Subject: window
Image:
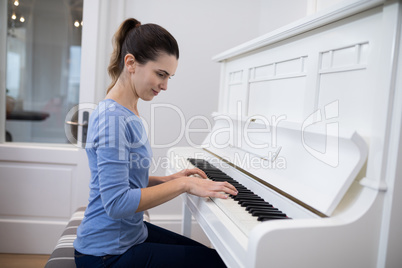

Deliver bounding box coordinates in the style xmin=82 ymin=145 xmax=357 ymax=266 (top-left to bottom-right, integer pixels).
xmin=5 ymin=0 xmax=83 ymax=143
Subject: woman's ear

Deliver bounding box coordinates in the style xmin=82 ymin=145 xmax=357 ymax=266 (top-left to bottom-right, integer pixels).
xmin=124 ymin=54 xmax=136 ymax=73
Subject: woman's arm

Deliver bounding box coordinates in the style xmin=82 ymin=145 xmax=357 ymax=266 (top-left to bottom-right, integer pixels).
xmin=148 ymin=168 xmax=208 ymax=187
xmin=137 ymin=175 xmax=238 ymax=212
xmin=148 ymin=176 xmax=168 ymax=187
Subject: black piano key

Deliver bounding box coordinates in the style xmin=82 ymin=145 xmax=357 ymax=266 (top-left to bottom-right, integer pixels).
xmin=234 ymin=194 xmax=263 ymax=200
xmin=211 ymin=179 xmax=238 ymax=186
xmin=208 ymin=176 xmax=230 ymax=181
xmin=205 ymin=170 xmax=227 ymax=175
xmin=234 ymin=192 xmax=259 ymax=197
xmin=201 ymin=166 xmax=220 ymax=172
xmin=251 ymin=211 xmax=287 ymax=217
xmin=233 ymin=194 xmax=258 ymax=198
xmin=208 ymin=176 xmax=228 ymax=180
xmin=189 ymin=158 xmax=207 ymax=163
xmin=230 ymin=193 xmax=253 ymax=201
xmin=188 ymin=158 xmax=208 ymax=166
xmin=205 ymin=171 xmax=228 ymax=176
xmin=205 ymin=171 xmax=227 ymax=175
xmin=231 ymin=184 xmax=248 ymax=189
xmin=203 ymin=169 xmax=222 ymax=173
xmin=229 ymin=181 xmax=244 ymax=186
xmin=236 ymin=190 xmax=253 ymax=195
xmin=258 ymin=215 xmax=289 ymax=221
xmin=245 ymin=203 xmax=274 ymax=211
xmin=211 ymin=176 xmax=235 ymax=181
xmin=190 ymin=159 xmax=215 ymax=166
xmin=232 ymin=191 xmax=254 ymax=196
xmin=238 ymin=199 xmax=268 ymax=205
xmin=234 ymin=189 xmax=250 ymax=194
xmin=248 ymin=207 xmax=280 ymax=213
xmin=240 ymin=201 xmax=271 ymax=208
xmin=236 ymin=188 xmax=253 ymax=192
xmin=233 ymin=190 xmax=254 ymax=196
xmin=187 ymin=158 xmax=196 ymax=164
xmin=188 ymin=159 xmax=222 ymax=174
xmin=237 ymin=191 xmax=261 ymax=198
xmin=197 ymin=165 xmax=217 ymax=170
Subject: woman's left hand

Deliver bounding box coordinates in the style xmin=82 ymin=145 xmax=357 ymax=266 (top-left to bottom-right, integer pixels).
xmin=169 ymin=168 xmax=208 ymax=181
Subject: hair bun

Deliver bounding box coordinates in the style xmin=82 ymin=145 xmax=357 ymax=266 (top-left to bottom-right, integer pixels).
xmin=130 ymin=18 xmax=141 ymax=29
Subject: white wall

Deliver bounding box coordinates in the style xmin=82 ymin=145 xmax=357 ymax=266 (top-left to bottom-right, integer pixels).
xmin=259 ymin=0 xmax=309 ymax=34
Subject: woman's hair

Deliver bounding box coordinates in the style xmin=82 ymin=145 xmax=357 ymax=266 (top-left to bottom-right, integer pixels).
xmin=107 ymin=18 xmax=179 ymax=93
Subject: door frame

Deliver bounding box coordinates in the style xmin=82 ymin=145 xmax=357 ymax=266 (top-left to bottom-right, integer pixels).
xmin=0 ymin=0 xmax=7 ymax=143
xmin=0 ymin=0 xmax=121 ymax=254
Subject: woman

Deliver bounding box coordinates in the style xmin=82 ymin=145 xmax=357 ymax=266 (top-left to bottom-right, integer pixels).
xmin=73 ymin=18 xmax=237 ymax=267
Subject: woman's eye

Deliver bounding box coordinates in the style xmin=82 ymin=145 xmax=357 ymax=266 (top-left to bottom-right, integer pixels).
xmin=158 ymin=73 xmax=165 ymax=78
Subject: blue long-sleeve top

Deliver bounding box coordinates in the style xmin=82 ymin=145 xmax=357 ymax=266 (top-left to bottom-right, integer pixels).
xmin=74 ymin=99 xmax=152 ymax=256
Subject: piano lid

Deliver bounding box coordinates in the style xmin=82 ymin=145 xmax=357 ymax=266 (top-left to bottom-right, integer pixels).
xmin=201 ymin=113 xmax=368 ymax=217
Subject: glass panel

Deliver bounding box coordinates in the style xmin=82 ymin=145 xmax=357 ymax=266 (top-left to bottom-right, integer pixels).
xmin=5 ymin=0 xmax=83 ymax=143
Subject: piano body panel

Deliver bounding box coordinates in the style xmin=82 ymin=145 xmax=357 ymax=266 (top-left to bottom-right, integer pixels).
xmin=182 ymin=194 xmax=248 ymax=268
xmin=248 ymin=186 xmax=384 ymax=268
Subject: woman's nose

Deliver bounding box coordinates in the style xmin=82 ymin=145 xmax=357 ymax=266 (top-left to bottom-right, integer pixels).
xmin=160 ymin=80 xmax=168 ymax=91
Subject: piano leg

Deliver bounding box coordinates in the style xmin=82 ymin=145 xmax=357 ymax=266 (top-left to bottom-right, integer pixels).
xmin=182 ymin=200 xmax=192 ymax=238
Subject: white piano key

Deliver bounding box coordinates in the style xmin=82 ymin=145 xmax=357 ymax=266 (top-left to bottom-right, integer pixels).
xmin=212 ymin=196 xmax=260 ymax=235
xmin=178 ymin=156 xmax=262 ymax=235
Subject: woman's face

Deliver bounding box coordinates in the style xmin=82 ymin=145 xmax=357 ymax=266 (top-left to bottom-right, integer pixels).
xmin=131 ymin=53 xmax=178 ymax=101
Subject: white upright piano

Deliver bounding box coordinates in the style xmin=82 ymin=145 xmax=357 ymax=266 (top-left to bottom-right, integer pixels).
xmin=167 ymin=0 xmax=402 ymax=267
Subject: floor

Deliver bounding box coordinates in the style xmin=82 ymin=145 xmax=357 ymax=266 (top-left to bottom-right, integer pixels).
xmin=0 ymin=254 xmax=49 ymax=268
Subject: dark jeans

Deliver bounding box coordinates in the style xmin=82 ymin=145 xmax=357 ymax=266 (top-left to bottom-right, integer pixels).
xmin=74 ymin=222 xmax=226 ymax=268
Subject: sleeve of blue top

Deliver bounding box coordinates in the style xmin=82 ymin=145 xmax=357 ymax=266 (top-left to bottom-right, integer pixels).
xmin=96 ymin=110 xmax=142 ymax=219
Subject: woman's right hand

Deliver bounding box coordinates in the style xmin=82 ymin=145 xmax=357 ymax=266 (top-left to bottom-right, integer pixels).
xmin=137 ymin=174 xmax=238 ymax=212
xmin=182 ymin=176 xmax=238 ymax=199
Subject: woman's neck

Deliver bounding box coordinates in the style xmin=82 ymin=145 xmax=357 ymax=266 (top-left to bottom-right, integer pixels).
xmin=106 ymin=75 xmax=140 ymax=116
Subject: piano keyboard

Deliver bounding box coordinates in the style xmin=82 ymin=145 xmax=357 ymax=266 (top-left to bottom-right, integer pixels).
xmin=187 ymin=158 xmax=290 ymax=235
